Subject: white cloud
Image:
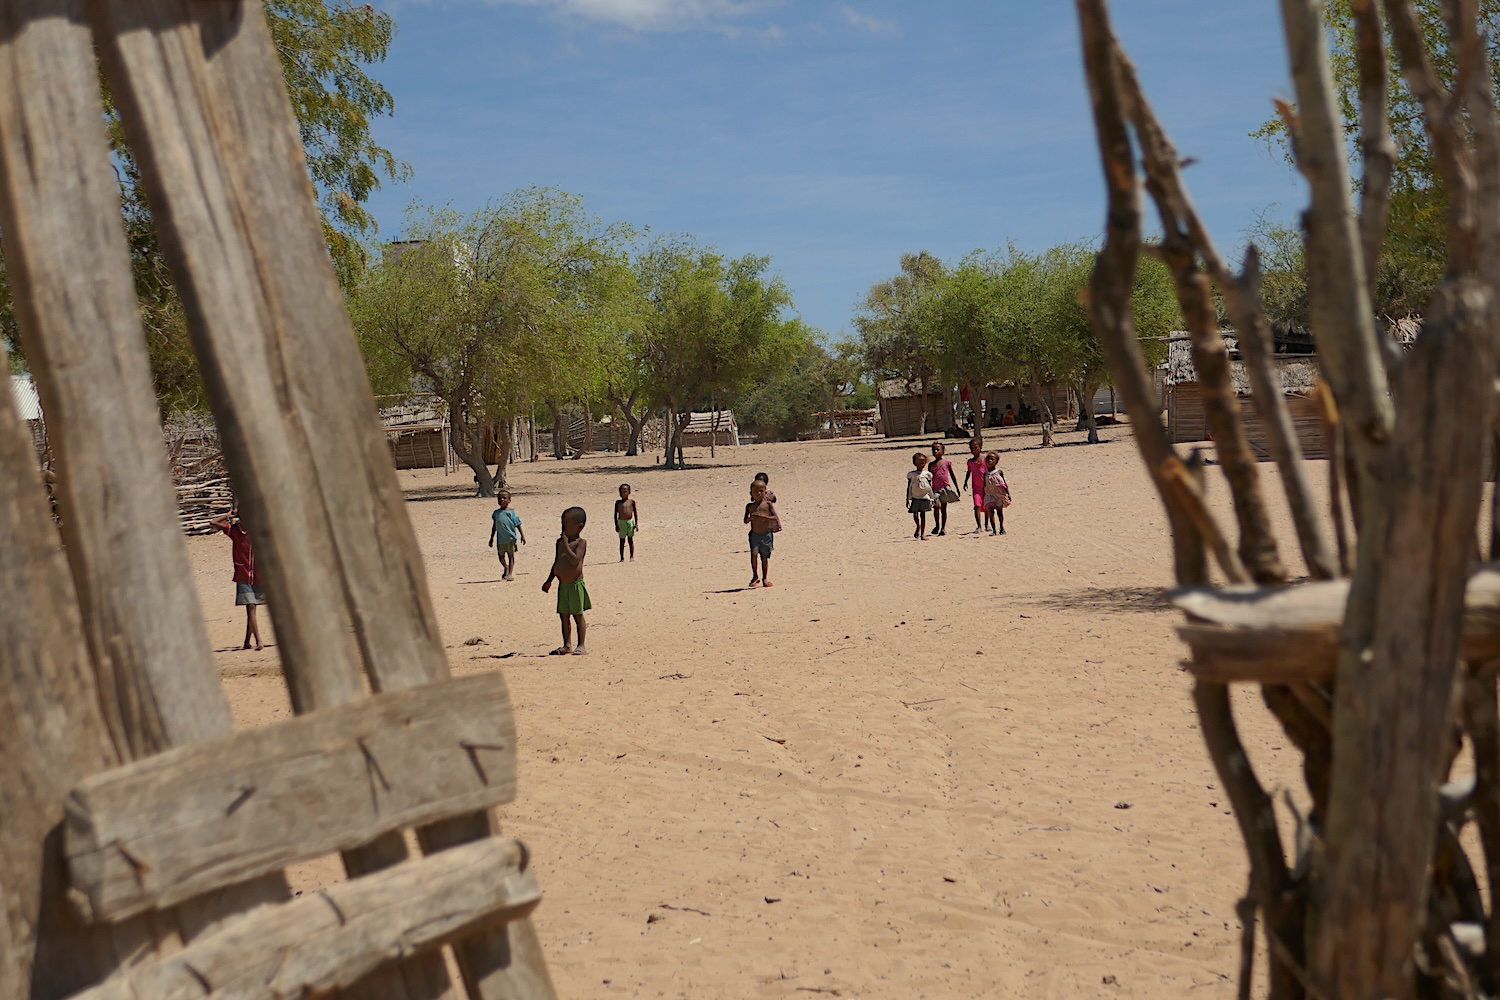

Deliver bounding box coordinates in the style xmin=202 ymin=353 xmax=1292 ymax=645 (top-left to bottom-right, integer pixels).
xmin=492 ymin=0 xmax=780 ymax=32
xmin=839 ymin=3 xmax=895 ymax=35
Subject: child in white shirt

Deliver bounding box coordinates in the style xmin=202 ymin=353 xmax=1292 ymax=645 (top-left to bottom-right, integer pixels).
xmin=906 ymin=451 xmax=934 ymax=540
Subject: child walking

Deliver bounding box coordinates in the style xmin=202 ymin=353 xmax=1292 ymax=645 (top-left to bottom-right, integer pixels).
xmin=928 ymin=441 xmax=959 ymax=536
xmin=745 ymin=479 xmax=780 ymax=588
xmin=614 ymin=483 xmax=638 ymax=561
xmin=983 ymin=451 xmax=1011 ymax=535
xmin=541 ymin=507 xmax=590 ymax=654
xmin=962 ymin=437 xmax=986 ymax=533
xmin=906 ymin=451 xmax=934 ymax=540
xmin=488 ymin=490 xmax=526 ymax=581
xmin=209 ymin=507 xmax=264 ymax=651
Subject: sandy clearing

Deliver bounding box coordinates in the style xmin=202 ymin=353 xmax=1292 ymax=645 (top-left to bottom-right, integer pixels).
xmin=192 ymin=422 xmax=1320 ymax=999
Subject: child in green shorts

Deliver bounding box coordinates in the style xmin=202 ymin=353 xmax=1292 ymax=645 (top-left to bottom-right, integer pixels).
xmin=542 ymin=506 xmax=590 ymax=655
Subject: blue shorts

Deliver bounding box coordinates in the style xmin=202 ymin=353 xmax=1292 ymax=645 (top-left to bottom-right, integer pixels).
xmin=235 ymin=582 xmax=266 ymax=606
xmin=748 ymin=530 xmax=774 ymax=558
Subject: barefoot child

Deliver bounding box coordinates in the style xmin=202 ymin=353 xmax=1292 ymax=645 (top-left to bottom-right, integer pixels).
xmin=983 ymin=451 xmax=1011 ymax=535
xmin=209 ymin=507 xmax=264 ymax=651
xmin=962 ymin=437 xmax=986 ymax=533
xmin=541 ymin=507 xmax=590 ymax=654
xmin=488 ymin=490 xmax=526 ymax=581
xmin=614 ymin=483 xmax=638 ymax=561
xmin=906 ymin=451 xmax=933 ymax=540
xmin=744 ymin=479 xmax=779 ymax=588
xmin=928 ymin=440 xmax=959 ymax=536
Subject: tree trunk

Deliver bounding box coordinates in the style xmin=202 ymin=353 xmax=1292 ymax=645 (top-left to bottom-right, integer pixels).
xmin=549 ymin=401 xmax=566 ymax=460
xmin=916 ymin=376 xmax=930 ymax=436
xmin=663 ymin=403 xmax=675 ymax=468
xmin=1029 ymin=369 xmax=1055 ymax=447
xmin=574 ymin=401 xmax=593 ymax=459
xmin=1077 ymin=378 xmax=1102 ymax=443
xmin=448 ymin=399 xmax=496 ymax=496
xmin=673 ymin=410 xmax=690 ymax=468
xmin=709 ymin=394 xmax=718 ymax=459
xmin=612 ymin=389 xmax=643 ymax=457
xmin=492 ymin=419 xmax=513 ymax=490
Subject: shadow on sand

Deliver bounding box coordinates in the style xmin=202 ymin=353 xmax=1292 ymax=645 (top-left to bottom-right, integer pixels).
xmin=1021 ymin=585 xmax=1173 ymax=615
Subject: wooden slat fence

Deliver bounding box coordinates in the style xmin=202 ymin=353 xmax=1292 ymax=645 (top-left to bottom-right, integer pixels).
xmin=0 ymin=2 xmax=557 ymax=998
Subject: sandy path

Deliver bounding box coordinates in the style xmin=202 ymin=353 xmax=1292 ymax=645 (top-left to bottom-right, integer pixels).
xmin=193 ymin=424 xmax=1319 ymax=999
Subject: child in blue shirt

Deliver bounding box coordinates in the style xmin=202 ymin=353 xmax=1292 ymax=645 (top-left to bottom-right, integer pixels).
xmin=488 ymin=490 xmax=526 ymax=581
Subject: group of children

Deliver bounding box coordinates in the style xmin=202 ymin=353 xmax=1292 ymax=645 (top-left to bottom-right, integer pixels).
xmin=905 ymin=437 xmax=1010 ymax=540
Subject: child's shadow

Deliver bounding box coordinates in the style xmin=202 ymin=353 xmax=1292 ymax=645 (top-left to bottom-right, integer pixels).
xmin=704 ymin=587 xmax=750 ymax=594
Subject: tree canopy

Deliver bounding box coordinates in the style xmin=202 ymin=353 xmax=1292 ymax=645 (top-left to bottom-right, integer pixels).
xmin=1253 ymin=0 xmax=1498 ymax=320
xmin=2 ymin=0 xmax=408 ymax=412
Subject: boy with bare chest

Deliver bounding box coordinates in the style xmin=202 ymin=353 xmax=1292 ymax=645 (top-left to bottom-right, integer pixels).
xmin=744 ymin=480 xmax=779 ymax=588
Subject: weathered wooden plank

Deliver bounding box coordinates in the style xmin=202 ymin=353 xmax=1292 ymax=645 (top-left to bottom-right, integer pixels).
xmin=0 ymin=367 xmax=121 ymax=1000
xmin=67 ymin=672 xmax=517 ymax=922
xmin=68 ymin=837 xmax=541 ymax=1000
xmin=92 ymin=0 xmax=442 ymax=720
xmin=1173 ymin=568 xmax=1500 ymax=675
xmin=0 ymin=0 xmax=293 ymax=990
xmin=0 ymin=0 xmax=230 ymax=761
xmin=91 ymin=4 xmax=556 ymax=995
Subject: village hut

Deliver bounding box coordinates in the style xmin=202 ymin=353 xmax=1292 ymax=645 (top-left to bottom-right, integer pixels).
xmin=876 ymin=380 xmax=956 ymax=438
xmin=804 ymin=408 xmax=879 ymax=439
xmin=9 ymin=369 xmax=43 ymax=454
xmin=1163 ymin=336 xmax=1326 ymax=459
xmin=679 ymin=409 xmax=740 ymax=448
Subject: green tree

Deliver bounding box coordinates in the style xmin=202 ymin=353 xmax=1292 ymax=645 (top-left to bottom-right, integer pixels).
xmin=853 ymin=251 xmax=946 ymax=435
xmin=3 ymin=0 xmax=408 ymax=411
xmin=1035 ymin=244 xmax=1176 ymax=444
xmin=732 ymin=327 xmax=858 ymax=442
xmin=1254 ymin=0 xmax=1497 ymax=319
xmin=636 ymin=238 xmax=792 ymax=468
xmin=352 ymin=190 xmax=632 ymax=494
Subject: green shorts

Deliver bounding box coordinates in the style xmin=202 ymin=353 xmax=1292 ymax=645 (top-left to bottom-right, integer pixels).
xmin=617 ymin=518 xmax=636 ymax=539
xmin=496 ymin=542 xmax=517 ymax=556
xmin=556 ymin=580 xmax=591 ymax=616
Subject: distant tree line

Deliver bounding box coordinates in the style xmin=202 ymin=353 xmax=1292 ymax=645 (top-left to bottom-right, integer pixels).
xmin=350 ymin=189 xmax=868 ymax=493
xmin=853 ymin=243 xmax=1180 ymax=445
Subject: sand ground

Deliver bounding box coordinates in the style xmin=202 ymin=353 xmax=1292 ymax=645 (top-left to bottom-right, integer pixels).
xmin=191 ymin=423 xmax=1324 ymax=999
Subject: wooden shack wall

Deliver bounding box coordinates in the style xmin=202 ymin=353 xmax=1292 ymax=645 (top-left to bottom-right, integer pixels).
xmin=1165 ymin=383 xmax=1326 ymax=460
xmin=387 ymin=428 xmax=446 ymax=470
xmin=879 ymin=388 xmax=956 ymax=437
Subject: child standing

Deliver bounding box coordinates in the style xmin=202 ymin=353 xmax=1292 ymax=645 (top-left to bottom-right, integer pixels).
xmin=928 ymin=441 xmax=959 ymax=536
xmin=983 ymin=451 xmax=1011 ymax=535
xmin=745 ymin=479 xmax=780 ymax=588
xmin=614 ymin=483 xmax=638 ymax=562
xmin=541 ymin=506 xmax=589 ymax=654
xmin=962 ymin=437 xmax=986 ymax=533
xmin=906 ymin=451 xmax=934 ymax=540
xmin=488 ymin=490 xmax=526 ymax=581
xmin=209 ymin=507 xmax=264 ymax=651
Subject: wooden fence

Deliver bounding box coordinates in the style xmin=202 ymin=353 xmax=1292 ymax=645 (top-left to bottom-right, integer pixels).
xmin=0 ymin=2 xmax=555 ymax=998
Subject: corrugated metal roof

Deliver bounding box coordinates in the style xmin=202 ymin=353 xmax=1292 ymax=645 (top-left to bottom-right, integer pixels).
xmin=9 ymin=372 xmax=41 ymax=421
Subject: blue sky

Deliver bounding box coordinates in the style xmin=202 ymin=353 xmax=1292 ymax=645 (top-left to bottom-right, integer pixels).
xmin=363 ymin=0 xmax=1304 ymax=338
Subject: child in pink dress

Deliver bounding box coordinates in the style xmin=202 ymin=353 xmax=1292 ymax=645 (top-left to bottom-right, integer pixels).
xmin=927 ymin=440 xmax=959 ymax=536
xmin=982 ymin=451 xmax=1010 ymax=536
xmin=962 ymin=437 xmax=987 ymax=533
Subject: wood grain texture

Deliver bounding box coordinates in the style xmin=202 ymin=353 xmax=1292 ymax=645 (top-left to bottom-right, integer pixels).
xmin=0 ymin=3 xmax=290 ymax=993
xmin=0 ymin=368 xmax=120 ymax=1000
xmin=91 ymin=0 xmax=443 ymax=718
xmin=67 ymin=673 xmax=517 ymax=922
xmin=0 ymin=0 xmax=229 ymax=762
xmin=91 ymin=2 xmax=553 ymax=993
xmin=68 ymin=838 xmax=541 ymax=1000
